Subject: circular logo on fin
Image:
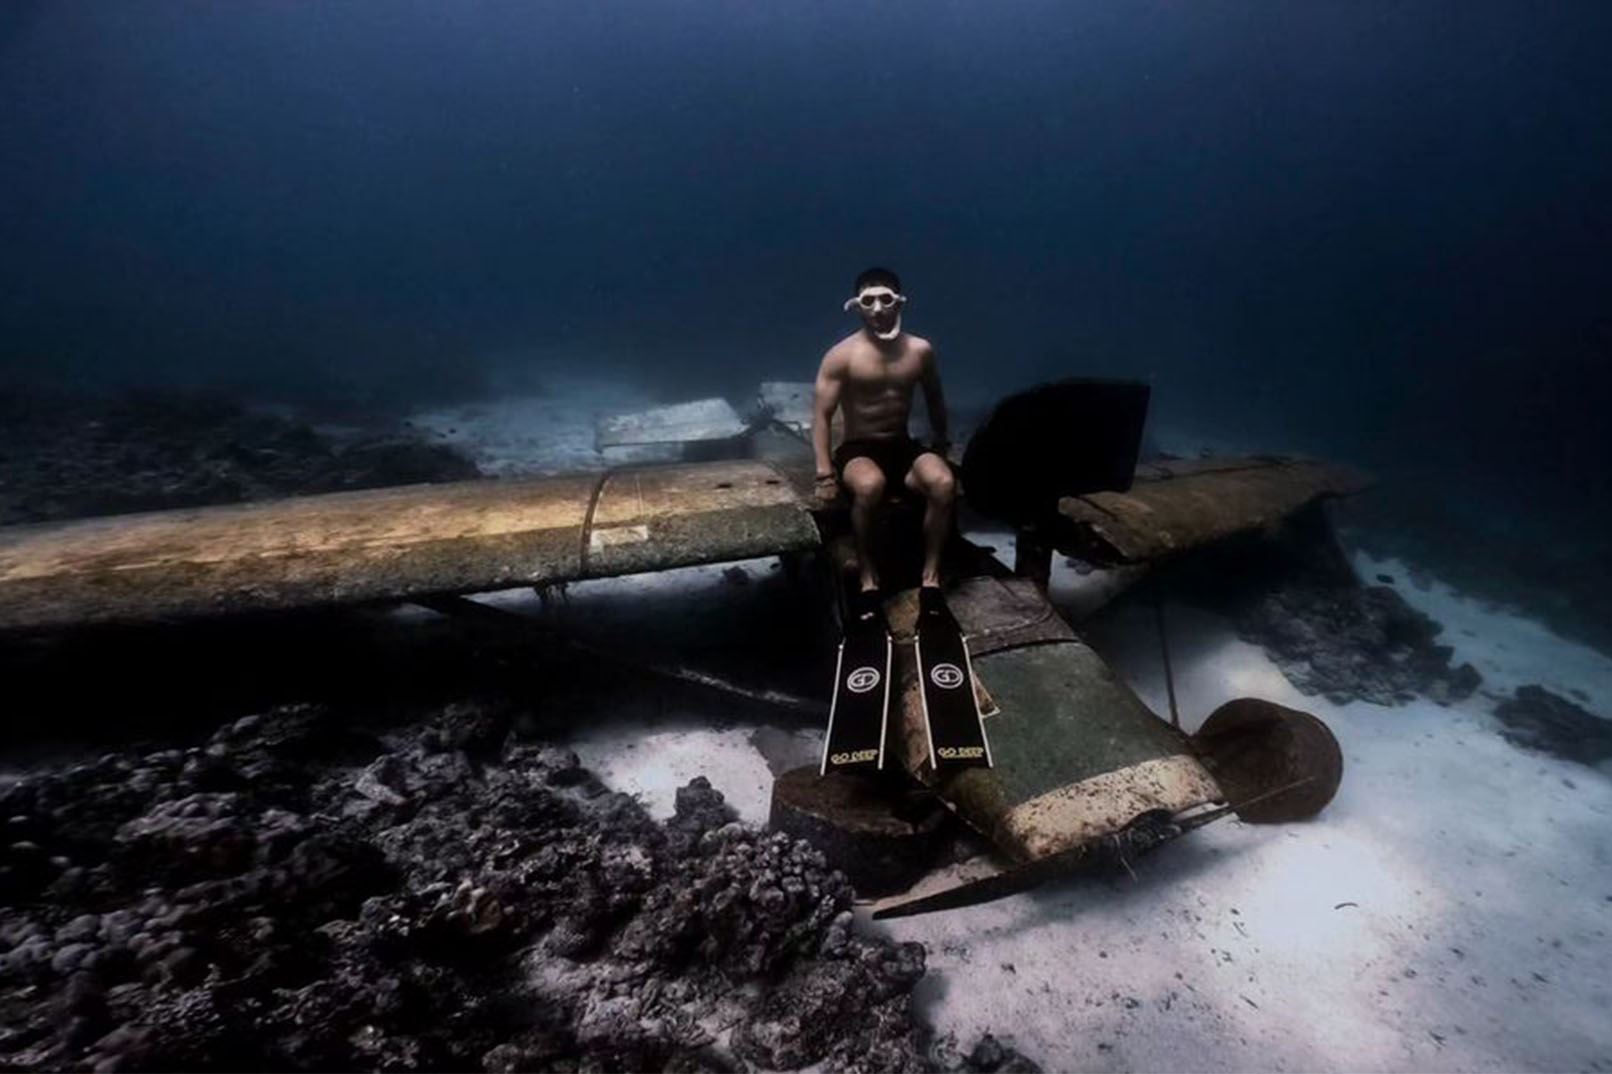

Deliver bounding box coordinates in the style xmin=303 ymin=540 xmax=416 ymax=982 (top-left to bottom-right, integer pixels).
xmin=847 ymin=667 xmax=881 ymax=694
xmin=930 ymin=662 xmax=965 ymax=689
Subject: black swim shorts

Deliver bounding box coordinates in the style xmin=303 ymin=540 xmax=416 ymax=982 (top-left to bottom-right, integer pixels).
xmin=832 ymin=436 xmax=927 ymax=489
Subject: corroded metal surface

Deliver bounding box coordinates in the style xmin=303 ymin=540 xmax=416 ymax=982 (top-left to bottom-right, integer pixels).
xmin=885 ymin=577 xmax=1222 ymax=862
xmin=582 ymin=462 xmax=817 ymax=577
xmin=0 ymin=460 xmax=819 ymax=632
xmin=882 ymin=575 xmax=1073 ymax=655
xmin=993 ymin=754 xmax=1220 ymax=860
xmin=1056 ymin=456 xmax=1371 ymax=566
xmin=1193 ymin=698 xmax=1344 ymax=823
xmin=768 ymin=765 xmax=953 ymax=896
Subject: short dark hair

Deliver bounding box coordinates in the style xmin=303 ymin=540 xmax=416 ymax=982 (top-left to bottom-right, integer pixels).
xmin=853 ymin=266 xmax=902 ymax=294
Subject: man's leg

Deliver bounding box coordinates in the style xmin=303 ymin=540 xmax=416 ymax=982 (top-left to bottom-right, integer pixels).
xmin=905 ymin=452 xmax=957 ymax=588
xmin=841 ymin=457 xmax=886 ymax=593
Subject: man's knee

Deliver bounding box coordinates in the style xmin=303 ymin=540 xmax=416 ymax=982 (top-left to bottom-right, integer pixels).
xmin=843 ymin=462 xmax=886 ymax=503
xmin=913 ymin=459 xmax=956 ymax=504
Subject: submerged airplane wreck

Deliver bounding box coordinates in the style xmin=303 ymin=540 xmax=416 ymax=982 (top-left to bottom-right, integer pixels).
xmin=0 ymin=379 xmax=1367 ymax=919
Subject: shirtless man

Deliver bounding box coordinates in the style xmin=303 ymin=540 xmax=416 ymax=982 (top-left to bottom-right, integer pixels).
xmin=812 ymin=267 xmax=955 ymax=626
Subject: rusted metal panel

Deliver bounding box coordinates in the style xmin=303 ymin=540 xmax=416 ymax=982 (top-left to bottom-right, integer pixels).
xmin=1056 ymin=456 xmax=1371 ymax=566
xmin=882 ymin=574 xmax=1073 ymax=657
xmin=0 ymin=460 xmax=819 ymax=633
xmin=894 ymin=641 xmax=1222 ymax=862
xmin=581 ymin=461 xmax=820 ymax=577
xmin=882 ymin=577 xmax=1222 ymax=862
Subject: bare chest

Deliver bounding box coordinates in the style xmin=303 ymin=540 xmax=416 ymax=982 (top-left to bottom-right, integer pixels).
xmin=844 ymin=350 xmax=923 ymax=396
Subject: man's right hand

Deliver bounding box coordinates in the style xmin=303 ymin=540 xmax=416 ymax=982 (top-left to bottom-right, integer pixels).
xmin=813 ymin=472 xmax=840 ymax=504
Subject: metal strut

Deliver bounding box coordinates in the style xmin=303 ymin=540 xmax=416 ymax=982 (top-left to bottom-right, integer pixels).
xmin=1154 ymin=579 xmax=1181 ymax=729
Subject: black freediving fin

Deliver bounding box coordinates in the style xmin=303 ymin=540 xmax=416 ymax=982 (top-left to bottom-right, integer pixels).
xmin=820 ymin=598 xmax=893 ymax=774
xmin=914 ymin=587 xmax=991 ymax=770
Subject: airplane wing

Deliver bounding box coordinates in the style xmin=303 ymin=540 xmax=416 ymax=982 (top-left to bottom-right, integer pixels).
xmin=0 ymin=371 xmax=1369 ymax=635
xmin=957 ymin=382 xmax=1370 ymax=571
xmin=0 ymin=459 xmax=821 ymax=633
xmin=1053 ymin=456 xmax=1370 ymax=566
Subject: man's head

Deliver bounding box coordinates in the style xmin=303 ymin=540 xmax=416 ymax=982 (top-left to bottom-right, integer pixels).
xmin=845 ymin=266 xmax=906 ymax=342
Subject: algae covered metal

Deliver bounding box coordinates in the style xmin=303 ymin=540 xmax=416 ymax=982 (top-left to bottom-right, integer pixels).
xmin=882 ymin=575 xmax=1221 ymax=863
xmin=1055 ymin=456 xmax=1370 ymax=566
xmin=0 ymin=460 xmax=819 ymax=633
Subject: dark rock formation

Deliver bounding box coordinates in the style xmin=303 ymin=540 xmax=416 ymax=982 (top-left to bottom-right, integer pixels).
xmin=0 ymin=702 xmax=1013 ymax=1071
xmin=1150 ymin=503 xmax=1482 ymax=708
xmin=1233 ymin=583 xmax=1482 ymax=706
xmin=0 ymin=385 xmax=479 ymax=526
xmin=930 ymin=1033 xmax=1043 ymax=1073
xmin=1492 ymin=685 xmax=1612 ymax=767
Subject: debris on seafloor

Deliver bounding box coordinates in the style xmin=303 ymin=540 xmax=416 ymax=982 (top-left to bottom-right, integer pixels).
xmin=755 ymin=382 xmax=815 ymax=437
xmin=928 ymin=1032 xmax=1043 ymax=1073
xmin=1492 ymin=685 xmax=1612 ymax=767
xmin=595 ymin=397 xmax=749 ymax=450
xmin=0 ymin=702 xmax=1037 ymax=1072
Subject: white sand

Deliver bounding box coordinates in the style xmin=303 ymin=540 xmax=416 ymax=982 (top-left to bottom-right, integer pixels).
xmin=416 ymin=384 xmax=1612 ymax=1072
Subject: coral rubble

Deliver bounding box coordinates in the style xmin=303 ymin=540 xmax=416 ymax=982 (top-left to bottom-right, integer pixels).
xmin=0 ymin=702 xmax=1007 ymax=1072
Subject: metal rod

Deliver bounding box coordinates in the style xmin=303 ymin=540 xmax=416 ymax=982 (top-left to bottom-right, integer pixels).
xmin=414 ymin=594 xmax=826 ymax=718
xmin=1154 ymin=581 xmax=1181 ymax=730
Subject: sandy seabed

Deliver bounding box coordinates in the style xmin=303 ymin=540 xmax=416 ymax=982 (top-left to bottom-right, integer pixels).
xmin=410 ymin=377 xmax=1612 ymax=1072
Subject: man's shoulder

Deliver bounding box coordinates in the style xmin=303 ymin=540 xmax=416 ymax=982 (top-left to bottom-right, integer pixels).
xmin=823 ymin=332 xmax=867 ymax=364
xmin=903 ymin=334 xmax=936 ymax=367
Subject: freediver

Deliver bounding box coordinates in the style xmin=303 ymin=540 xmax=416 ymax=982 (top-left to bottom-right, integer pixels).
xmin=811 ymin=267 xmax=955 ymax=628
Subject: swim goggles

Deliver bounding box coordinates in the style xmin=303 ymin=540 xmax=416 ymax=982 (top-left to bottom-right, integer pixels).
xmin=844 ymin=288 xmax=906 ymax=312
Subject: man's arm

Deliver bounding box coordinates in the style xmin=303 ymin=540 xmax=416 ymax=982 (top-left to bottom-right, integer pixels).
xmin=812 ymin=349 xmax=845 ymax=490
xmin=920 ymin=345 xmax=950 ymax=455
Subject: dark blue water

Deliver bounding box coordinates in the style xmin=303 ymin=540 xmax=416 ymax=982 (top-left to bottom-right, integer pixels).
xmin=3 ymin=2 xmax=1610 ymax=550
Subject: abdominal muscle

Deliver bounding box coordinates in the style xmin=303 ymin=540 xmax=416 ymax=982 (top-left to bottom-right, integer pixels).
xmin=841 ymin=384 xmax=912 ymax=441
